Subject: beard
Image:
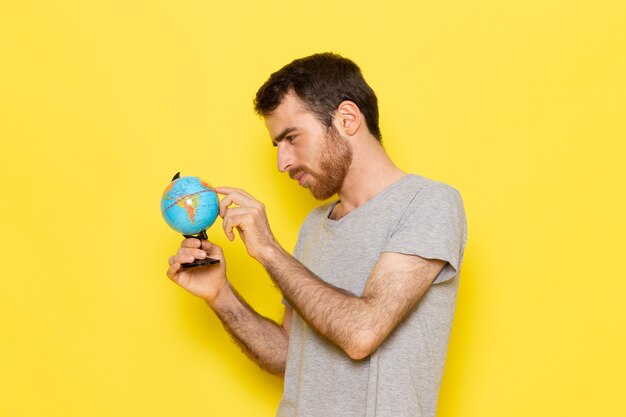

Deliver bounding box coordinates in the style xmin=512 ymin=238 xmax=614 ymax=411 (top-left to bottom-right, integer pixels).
xmin=296 ymin=126 xmax=353 ymax=200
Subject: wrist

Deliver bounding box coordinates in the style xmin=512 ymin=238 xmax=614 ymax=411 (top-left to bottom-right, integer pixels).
xmin=257 ymin=240 xmax=288 ymax=269
xmin=204 ymin=279 xmax=234 ymax=310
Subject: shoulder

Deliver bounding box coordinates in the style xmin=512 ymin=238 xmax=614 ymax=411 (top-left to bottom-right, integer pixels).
xmin=397 ymin=174 xmax=463 ymax=204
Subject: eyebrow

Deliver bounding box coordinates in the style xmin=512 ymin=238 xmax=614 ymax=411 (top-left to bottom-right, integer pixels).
xmin=272 ymin=127 xmax=298 ymax=146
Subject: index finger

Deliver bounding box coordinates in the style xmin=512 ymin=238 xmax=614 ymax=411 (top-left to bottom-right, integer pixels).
xmin=214 ymin=186 xmax=253 ymax=197
xmin=181 ymin=238 xmax=203 ymax=248
xmin=215 ymin=187 xmax=260 ymax=217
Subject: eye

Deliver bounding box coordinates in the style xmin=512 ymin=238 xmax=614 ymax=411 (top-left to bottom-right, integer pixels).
xmin=286 ymin=135 xmax=297 ymax=143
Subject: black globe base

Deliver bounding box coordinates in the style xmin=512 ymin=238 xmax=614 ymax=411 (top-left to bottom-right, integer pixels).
xmin=181 ymin=257 xmax=220 ymax=269
xmin=181 ymin=229 xmax=221 ymax=268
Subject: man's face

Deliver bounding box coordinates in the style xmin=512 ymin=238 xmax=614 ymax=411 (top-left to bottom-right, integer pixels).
xmin=265 ymin=92 xmax=353 ymax=200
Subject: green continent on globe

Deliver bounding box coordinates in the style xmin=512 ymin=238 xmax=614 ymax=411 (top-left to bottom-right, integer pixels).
xmin=177 ymin=194 xmax=200 ymax=224
xmin=162 ymin=181 xmax=187 ymax=202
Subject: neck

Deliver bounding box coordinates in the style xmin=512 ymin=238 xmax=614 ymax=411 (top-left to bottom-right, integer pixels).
xmin=333 ymin=137 xmax=405 ymax=219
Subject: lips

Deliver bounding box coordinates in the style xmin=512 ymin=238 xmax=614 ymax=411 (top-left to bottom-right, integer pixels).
xmin=289 ymin=169 xmax=308 ymax=187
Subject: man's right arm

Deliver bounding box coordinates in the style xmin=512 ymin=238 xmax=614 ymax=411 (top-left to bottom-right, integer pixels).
xmin=167 ymin=238 xmax=290 ymax=376
xmin=207 ymin=283 xmax=291 ymax=376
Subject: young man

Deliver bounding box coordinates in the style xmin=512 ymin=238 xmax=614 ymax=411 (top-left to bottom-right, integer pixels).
xmin=167 ymin=53 xmax=467 ymax=417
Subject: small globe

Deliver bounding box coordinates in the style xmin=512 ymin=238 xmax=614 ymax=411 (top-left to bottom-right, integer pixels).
xmin=161 ymin=175 xmax=219 ymax=236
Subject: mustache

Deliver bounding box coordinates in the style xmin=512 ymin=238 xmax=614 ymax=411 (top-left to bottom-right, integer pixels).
xmin=288 ymin=167 xmax=308 ymax=180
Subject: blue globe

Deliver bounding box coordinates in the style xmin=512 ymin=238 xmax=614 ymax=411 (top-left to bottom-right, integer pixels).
xmin=161 ymin=175 xmax=219 ymax=236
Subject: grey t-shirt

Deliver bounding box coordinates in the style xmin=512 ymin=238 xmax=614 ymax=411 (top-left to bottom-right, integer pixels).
xmin=277 ymin=174 xmax=468 ymax=417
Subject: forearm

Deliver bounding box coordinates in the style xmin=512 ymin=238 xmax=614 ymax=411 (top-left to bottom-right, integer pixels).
xmin=259 ymin=245 xmax=376 ymax=359
xmin=207 ymin=282 xmax=289 ymax=375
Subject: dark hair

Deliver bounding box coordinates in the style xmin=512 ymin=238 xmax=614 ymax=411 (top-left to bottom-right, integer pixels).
xmin=254 ymin=52 xmax=382 ymax=141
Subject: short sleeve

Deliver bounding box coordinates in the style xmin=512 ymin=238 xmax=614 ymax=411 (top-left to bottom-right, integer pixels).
xmin=383 ymin=184 xmax=467 ymax=284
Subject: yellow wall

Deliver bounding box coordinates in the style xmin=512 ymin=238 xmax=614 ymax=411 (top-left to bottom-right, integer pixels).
xmin=1 ymin=1 xmax=625 ymax=416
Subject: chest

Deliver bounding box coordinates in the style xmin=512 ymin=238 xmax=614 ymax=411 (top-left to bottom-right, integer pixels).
xmin=297 ymin=213 xmax=399 ymax=296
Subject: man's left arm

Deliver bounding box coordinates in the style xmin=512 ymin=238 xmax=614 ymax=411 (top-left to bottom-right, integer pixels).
xmin=262 ymin=245 xmax=445 ymax=360
xmin=216 ymin=186 xmax=447 ymax=360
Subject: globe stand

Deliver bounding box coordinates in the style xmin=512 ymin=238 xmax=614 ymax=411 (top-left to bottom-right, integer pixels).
xmin=181 ymin=230 xmax=220 ymax=269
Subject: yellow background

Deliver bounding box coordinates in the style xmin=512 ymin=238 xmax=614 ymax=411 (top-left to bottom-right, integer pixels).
xmin=1 ymin=0 xmax=625 ymax=416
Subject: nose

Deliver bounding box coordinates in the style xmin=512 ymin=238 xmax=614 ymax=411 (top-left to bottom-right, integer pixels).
xmin=276 ymin=144 xmax=293 ymax=173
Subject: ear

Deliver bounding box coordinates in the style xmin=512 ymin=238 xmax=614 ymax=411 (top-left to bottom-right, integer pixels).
xmin=334 ymin=101 xmax=362 ymax=137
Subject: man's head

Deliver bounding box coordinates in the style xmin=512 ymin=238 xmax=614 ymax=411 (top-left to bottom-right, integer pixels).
xmin=291 ymin=120 xmax=353 ymax=200
xmin=254 ymin=52 xmax=382 ymax=142
xmin=262 ymin=91 xmax=353 ymax=200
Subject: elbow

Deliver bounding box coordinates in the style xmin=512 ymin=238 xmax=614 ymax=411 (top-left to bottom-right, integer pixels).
xmin=346 ymin=348 xmax=371 ymax=361
xmin=344 ymin=330 xmax=380 ymax=361
xmin=266 ymin=363 xmax=286 ymax=376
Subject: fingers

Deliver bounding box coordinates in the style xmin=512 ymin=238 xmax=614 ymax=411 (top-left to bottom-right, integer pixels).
xmin=167 ymin=241 xmax=210 ymax=279
xmin=181 ymin=238 xmax=202 ymax=248
xmin=199 ymin=239 xmax=224 ymax=260
xmin=178 ymin=238 xmax=214 ymax=256
xmin=170 ymin=238 xmax=223 ymax=263
xmin=215 ymin=187 xmax=264 ymax=218
xmin=166 ymin=261 xmax=181 ymax=280
xmin=214 ymin=187 xmax=266 ymax=243
xmin=167 ymin=245 xmax=207 ymax=279
xmin=221 ymin=207 xmax=258 ymax=241
xmin=215 ymin=186 xmax=254 ymax=198
xmin=199 ymin=239 xmax=216 ymax=252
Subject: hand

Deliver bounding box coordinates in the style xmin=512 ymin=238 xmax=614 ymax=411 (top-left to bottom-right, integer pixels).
xmin=167 ymin=238 xmax=228 ymax=303
xmin=216 ymin=187 xmax=279 ymax=262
